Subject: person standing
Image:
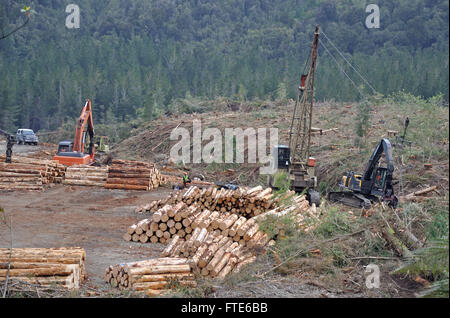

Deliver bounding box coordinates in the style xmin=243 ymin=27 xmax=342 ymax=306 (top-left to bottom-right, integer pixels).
xmin=183 ymin=172 xmax=191 ymax=188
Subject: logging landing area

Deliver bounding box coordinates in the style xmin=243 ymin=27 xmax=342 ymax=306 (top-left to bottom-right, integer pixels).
xmin=0 ymin=185 xmax=173 ymax=288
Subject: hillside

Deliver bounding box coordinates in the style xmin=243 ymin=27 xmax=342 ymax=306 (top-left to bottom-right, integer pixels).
xmin=112 ymin=93 xmax=449 ymax=195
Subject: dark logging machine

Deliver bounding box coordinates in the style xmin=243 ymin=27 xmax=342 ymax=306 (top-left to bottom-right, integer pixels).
xmin=328 ymin=138 xmax=398 ymax=209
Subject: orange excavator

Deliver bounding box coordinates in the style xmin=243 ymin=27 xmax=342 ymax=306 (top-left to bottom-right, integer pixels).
xmin=53 ymin=99 xmax=95 ymax=166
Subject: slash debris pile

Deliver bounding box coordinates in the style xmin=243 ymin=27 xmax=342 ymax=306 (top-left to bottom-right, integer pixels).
xmin=0 ymin=155 xmax=66 ymax=191
xmin=0 ymin=247 xmax=86 ymax=289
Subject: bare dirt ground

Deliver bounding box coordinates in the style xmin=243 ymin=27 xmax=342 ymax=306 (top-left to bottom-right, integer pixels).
xmin=0 ymin=185 xmax=173 ymax=289
xmin=0 ymin=140 xmax=42 ymax=155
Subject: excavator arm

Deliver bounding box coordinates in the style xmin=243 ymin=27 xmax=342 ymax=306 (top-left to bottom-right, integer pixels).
xmin=361 ymin=138 xmax=394 ymax=193
xmin=73 ymin=99 xmax=95 ymax=156
xmin=0 ymin=128 xmax=13 ymax=139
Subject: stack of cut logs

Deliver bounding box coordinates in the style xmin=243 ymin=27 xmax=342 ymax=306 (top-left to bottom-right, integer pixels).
xmin=104 ymin=257 xmax=196 ymax=296
xmin=126 ymin=187 xmax=320 ymax=245
xmin=0 ymin=155 xmax=66 ymax=191
xmin=63 ymin=165 xmax=108 ymax=187
xmin=105 ymin=159 xmax=162 ymax=191
xmin=135 ymin=185 xmax=275 ymax=218
xmin=161 ymin=231 xmax=273 ymax=279
xmin=124 ymin=202 xmax=194 ymax=244
xmin=0 ymin=247 xmax=86 ymax=289
xmin=122 ymin=188 xmax=321 ymax=285
xmin=125 ymin=199 xmax=274 ymax=245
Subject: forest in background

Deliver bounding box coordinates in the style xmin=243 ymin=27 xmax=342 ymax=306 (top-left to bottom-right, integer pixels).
xmin=0 ymin=0 xmax=448 ymax=132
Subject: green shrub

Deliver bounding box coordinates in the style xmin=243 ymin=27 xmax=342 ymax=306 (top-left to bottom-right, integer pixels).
xmin=394 ymin=238 xmax=449 ymax=298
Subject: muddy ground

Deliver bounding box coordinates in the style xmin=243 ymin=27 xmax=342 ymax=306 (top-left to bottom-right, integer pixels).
xmin=0 ymin=185 xmax=173 ymax=289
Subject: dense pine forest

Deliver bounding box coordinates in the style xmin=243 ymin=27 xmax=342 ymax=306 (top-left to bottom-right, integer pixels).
xmin=0 ymin=0 xmax=448 ymax=132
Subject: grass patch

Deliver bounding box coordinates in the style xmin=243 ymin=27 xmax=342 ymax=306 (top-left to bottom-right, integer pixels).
xmin=313 ymin=205 xmax=357 ymax=238
xmin=423 ymin=199 xmax=449 ymax=241
xmin=167 ymin=279 xmax=216 ymax=298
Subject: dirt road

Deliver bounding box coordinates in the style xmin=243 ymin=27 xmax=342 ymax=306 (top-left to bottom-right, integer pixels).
xmin=0 ymin=140 xmax=42 ymax=155
xmin=0 ymin=185 xmax=172 ymax=289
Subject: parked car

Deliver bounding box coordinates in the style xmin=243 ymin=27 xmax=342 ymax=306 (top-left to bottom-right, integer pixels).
xmin=16 ymin=129 xmax=39 ymax=145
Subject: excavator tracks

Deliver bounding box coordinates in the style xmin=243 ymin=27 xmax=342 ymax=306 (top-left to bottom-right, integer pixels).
xmin=327 ymin=191 xmax=371 ymax=209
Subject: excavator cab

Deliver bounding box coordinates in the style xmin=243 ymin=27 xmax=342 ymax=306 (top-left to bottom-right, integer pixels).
xmin=371 ymin=167 xmax=388 ymax=195
xmin=55 ymin=138 xmax=94 ymax=166
xmin=57 ymin=141 xmax=73 ymax=153
xmin=273 ymin=145 xmax=290 ymax=171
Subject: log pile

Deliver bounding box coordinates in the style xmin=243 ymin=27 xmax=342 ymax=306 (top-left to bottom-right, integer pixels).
xmin=0 ymin=247 xmax=86 ymax=289
xmin=125 ymin=186 xmax=321 ymax=281
xmin=104 ymin=257 xmax=196 ymax=296
xmin=161 ymin=231 xmax=273 ymax=279
xmin=63 ymin=165 xmax=108 ymax=187
xmin=124 ymin=202 xmax=199 ymax=244
xmin=105 ymin=159 xmax=162 ymax=191
xmin=157 ymin=194 xmax=318 ymax=279
xmin=127 ymin=188 xmax=319 ymax=244
xmin=125 ymin=200 xmax=275 ymax=245
xmin=0 ymin=155 xmax=66 ymax=191
xmin=135 ymin=185 xmax=276 ymax=218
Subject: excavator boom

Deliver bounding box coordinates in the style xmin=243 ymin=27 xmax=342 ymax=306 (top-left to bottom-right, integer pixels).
xmin=73 ymin=100 xmax=95 ymax=154
xmin=361 ymin=138 xmax=394 ymax=195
